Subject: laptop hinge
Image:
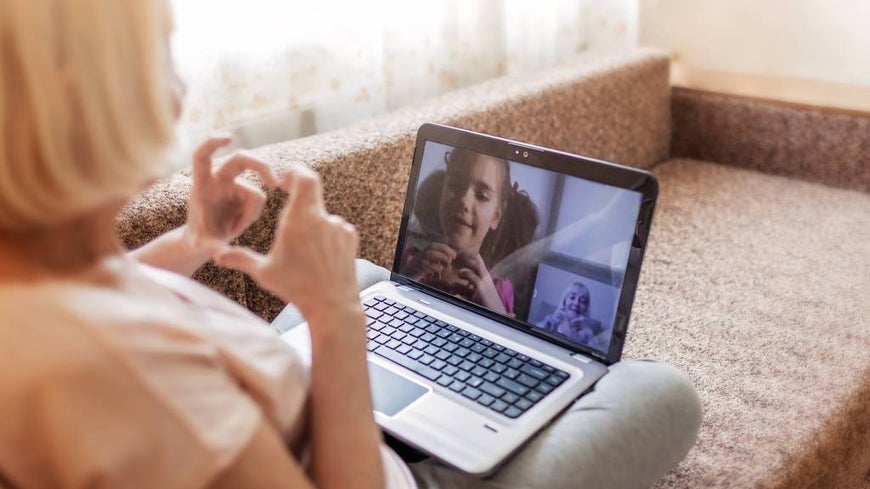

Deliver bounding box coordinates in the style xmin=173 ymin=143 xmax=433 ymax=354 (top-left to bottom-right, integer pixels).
xmin=571 ymin=353 xmax=593 ymax=364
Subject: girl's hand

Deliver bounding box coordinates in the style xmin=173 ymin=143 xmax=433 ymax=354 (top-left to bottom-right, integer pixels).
xmin=401 ymin=243 xmax=457 ymax=281
xmin=214 ymin=166 xmax=360 ymax=319
xmin=456 ymin=253 xmax=507 ymax=314
xmin=184 ymin=136 xmax=279 ymax=254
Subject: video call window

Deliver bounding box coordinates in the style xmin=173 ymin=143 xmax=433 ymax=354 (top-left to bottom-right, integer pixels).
xmin=399 ymin=141 xmax=641 ymax=354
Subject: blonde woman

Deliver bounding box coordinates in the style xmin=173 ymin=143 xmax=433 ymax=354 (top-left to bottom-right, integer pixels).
xmin=0 ymin=1 xmax=700 ymax=488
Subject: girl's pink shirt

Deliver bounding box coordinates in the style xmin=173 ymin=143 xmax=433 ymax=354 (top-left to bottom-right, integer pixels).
xmin=0 ymin=255 xmax=415 ymax=489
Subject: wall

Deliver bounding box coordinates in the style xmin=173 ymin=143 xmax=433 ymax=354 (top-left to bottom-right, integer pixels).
xmin=640 ymin=0 xmax=870 ymax=86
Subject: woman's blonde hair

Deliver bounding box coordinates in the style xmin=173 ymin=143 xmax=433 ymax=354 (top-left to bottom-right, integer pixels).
xmin=0 ymin=0 xmax=175 ymax=230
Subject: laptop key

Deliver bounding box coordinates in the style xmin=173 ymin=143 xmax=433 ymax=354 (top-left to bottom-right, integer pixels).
xmin=434 ymin=351 xmax=451 ymax=361
xmin=365 ymin=309 xmax=383 ymax=320
xmin=480 ymin=382 xmax=506 ymax=399
xmin=525 ymin=390 xmax=544 ymax=403
xmin=407 ymin=349 xmax=423 ymax=360
xmin=398 ymin=322 xmax=414 ymax=333
xmin=483 ymin=371 xmax=499 ymax=383
xmin=430 ymin=359 xmax=447 ymax=371
xmin=478 ymin=359 xmax=495 ymax=369
xmin=520 ymin=364 xmax=549 ymax=381
xmin=515 ymin=398 xmax=533 ymax=411
xmin=394 ymin=311 xmax=409 ymax=320
xmin=477 ymin=394 xmax=495 ymax=407
xmin=546 ymin=374 xmax=565 ymax=386
xmin=506 ymin=358 xmax=524 ymax=369
xmin=467 ymin=376 xmax=484 ymax=388
xmin=401 ymin=335 xmax=416 ymax=345
xmin=502 ymin=393 xmax=519 ymax=404
xmin=458 ymin=360 xmax=475 ymax=371
xmin=443 ymin=343 xmax=459 ymax=353
xmin=454 ymin=371 xmax=471 ymax=382
xmin=449 ymin=381 xmax=465 ymax=393
xmin=471 ymin=366 xmax=487 ymax=377
xmin=374 ymin=346 xmax=441 ymax=381
xmin=446 ymin=355 xmax=463 ymax=366
xmin=503 ymin=368 xmax=520 ymax=379
xmin=490 ymin=363 xmax=507 ymax=374
xmin=383 ymin=307 xmax=399 ymax=316
xmin=490 ymin=400 xmax=508 ymax=413
xmin=454 ymin=347 xmax=471 ymax=358
xmin=494 ymin=353 xmax=511 ymax=364
xmin=466 ymin=353 xmax=483 ymax=363
xmin=555 ymin=370 xmax=569 ymax=379
xmin=386 ymin=339 xmax=402 ymax=350
xmin=516 ymin=374 xmax=540 ymax=389
xmin=419 ymin=354 xmax=435 ymax=365
xmin=496 ymin=377 xmax=529 ymax=396
xmin=504 ymin=407 xmax=523 ymax=419
xmin=535 ymin=382 xmax=556 ymax=395
xmin=461 ymin=387 xmax=482 ymax=401
xmin=437 ymin=376 xmax=453 ymax=387
xmin=396 ymin=344 xmax=412 ymax=355
xmin=442 ymin=365 xmax=459 ymax=376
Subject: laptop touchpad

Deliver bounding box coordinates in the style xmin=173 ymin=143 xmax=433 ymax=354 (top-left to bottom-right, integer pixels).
xmin=369 ymin=361 xmax=428 ymax=416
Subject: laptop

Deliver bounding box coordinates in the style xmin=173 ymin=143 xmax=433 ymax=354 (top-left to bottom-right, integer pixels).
xmin=281 ymin=123 xmax=658 ymax=476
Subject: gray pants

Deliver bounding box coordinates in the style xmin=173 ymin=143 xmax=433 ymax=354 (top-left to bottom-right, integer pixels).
xmin=409 ymin=360 xmax=701 ymax=489
xmin=273 ymin=261 xmax=702 ymax=489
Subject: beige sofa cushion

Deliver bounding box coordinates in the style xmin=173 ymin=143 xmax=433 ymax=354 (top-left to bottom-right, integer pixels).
xmin=631 ymin=158 xmax=870 ymax=488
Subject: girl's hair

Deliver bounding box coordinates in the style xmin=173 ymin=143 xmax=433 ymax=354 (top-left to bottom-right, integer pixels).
xmin=0 ymin=0 xmax=175 ymax=230
xmin=561 ymin=282 xmax=591 ymax=317
xmin=413 ymin=148 xmax=539 ymax=267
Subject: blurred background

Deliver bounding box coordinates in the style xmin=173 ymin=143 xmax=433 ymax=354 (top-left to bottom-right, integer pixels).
xmin=169 ymin=0 xmax=870 ymax=152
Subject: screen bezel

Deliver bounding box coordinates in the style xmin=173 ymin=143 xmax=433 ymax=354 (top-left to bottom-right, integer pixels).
xmin=391 ymin=123 xmax=658 ymax=365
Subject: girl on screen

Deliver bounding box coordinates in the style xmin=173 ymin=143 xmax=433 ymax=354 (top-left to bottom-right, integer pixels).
xmin=539 ymin=282 xmax=604 ymax=350
xmin=400 ymin=148 xmax=539 ymax=316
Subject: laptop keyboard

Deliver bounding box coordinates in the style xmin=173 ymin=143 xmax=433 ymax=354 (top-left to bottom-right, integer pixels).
xmin=363 ymin=295 xmax=570 ymax=419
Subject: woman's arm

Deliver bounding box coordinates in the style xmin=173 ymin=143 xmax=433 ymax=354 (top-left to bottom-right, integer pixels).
xmin=131 ymin=137 xmax=278 ymax=276
xmin=128 ymin=225 xmax=215 ymax=276
xmin=216 ymin=167 xmax=384 ymax=489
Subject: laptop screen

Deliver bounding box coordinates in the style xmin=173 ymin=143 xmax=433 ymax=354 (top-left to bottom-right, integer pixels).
xmin=396 ymin=140 xmax=643 ymax=356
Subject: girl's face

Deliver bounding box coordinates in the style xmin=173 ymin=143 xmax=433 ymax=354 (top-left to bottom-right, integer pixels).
xmin=563 ymin=286 xmax=589 ymax=316
xmin=439 ymin=155 xmax=504 ymax=255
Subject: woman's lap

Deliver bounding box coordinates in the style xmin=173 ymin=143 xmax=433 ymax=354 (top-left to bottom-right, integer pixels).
xmin=409 ymin=360 xmax=701 ymax=489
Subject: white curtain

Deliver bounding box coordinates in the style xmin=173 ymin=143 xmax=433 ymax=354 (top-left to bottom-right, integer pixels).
xmin=170 ymin=0 xmax=636 ymax=150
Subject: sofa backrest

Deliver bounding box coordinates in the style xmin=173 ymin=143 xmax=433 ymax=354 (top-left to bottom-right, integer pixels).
xmin=118 ymin=48 xmax=672 ymax=319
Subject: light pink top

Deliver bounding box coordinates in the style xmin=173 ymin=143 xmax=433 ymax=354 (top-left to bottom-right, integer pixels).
xmin=0 ymin=256 xmax=416 ymax=489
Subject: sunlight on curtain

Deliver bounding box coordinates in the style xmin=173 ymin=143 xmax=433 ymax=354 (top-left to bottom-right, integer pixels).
xmin=169 ymin=0 xmax=635 ymax=151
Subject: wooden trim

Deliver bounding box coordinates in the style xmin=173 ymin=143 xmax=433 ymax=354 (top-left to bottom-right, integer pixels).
xmin=671 ymin=63 xmax=870 ymax=115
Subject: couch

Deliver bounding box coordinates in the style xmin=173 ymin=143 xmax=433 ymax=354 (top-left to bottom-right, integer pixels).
xmin=118 ymin=48 xmax=870 ymax=488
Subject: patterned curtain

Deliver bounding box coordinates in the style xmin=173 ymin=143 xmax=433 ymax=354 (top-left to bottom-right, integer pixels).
xmin=170 ymin=0 xmax=636 ymax=152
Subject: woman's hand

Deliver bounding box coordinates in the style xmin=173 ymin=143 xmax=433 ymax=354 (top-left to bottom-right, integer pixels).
xmin=184 ymin=136 xmax=279 ymax=254
xmin=456 ymin=252 xmax=507 ymax=314
xmin=215 ymin=166 xmax=359 ymax=318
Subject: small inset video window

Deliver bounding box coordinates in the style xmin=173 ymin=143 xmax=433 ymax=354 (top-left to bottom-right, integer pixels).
xmin=528 ymin=263 xmax=619 ymax=353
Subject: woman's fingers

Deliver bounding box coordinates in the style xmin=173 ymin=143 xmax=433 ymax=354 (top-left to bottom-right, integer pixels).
xmin=215 ymin=246 xmax=268 ymax=276
xmin=193 ymin=135 xmax=232 ymax=183
xmin=216 ymin=151 xmax=279 ymax=187
xmin=281 ymin=166 xmax=325 ymax=218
